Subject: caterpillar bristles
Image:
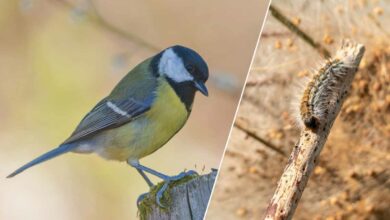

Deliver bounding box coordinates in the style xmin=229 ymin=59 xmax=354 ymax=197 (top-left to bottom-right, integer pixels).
xmin=296 ymin=39 xmax=365 ymax=131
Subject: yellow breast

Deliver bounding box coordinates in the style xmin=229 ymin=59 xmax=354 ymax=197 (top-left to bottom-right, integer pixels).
xmin=99 ymin=79 xmax=189 ymax=161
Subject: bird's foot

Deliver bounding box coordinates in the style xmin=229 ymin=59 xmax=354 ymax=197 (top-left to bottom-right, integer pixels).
xmin=137 ymin=192 xmax=150 ymax=207
xmin=155 ymin=170 xmax=198 ymax=208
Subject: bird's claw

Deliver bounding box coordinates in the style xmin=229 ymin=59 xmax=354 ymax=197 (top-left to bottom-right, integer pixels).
xmin=137 ymin=192 xmax=149 ymax=207
xmin=155 ymin=170 xmax=198 ymax=208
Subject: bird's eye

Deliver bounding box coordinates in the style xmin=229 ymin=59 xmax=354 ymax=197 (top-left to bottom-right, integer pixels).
xmin=186 ymin=65 xmax=195 ymax=74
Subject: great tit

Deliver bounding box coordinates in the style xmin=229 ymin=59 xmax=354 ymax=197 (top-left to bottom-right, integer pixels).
xmin=7 ymin=45 xmax=209 ymax=206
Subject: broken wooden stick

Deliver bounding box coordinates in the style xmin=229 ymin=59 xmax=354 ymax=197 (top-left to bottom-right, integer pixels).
xmin=264 ymin=40 xmax=365 ymax=220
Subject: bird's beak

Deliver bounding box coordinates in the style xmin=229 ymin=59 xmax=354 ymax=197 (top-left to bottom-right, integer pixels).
xmin=194 ymin=81 xmax=209 ymax=96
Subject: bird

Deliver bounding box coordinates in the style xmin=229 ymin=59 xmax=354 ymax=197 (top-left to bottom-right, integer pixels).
xmin=7 ymin=45 xmax=209 ymax=207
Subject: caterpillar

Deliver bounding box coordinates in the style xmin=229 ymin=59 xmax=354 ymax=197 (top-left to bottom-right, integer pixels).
xmin=299 ymin=40 xmax=365 ymax=130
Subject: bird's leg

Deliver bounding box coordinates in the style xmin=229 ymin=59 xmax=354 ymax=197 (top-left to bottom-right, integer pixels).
xmin=127 ymin=160 xmax=157 ymax=206
xmin=127 ymin=159 xmax=198 ymax=207
xmin=136 ymin=168 xmax=154 ymax=188
xmin=134 ymin=168 xmax=155 ymax=206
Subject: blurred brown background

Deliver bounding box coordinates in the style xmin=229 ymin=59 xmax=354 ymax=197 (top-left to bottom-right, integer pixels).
xmin=207 ymin=0 xmax=389 ymax=219
xmin=0 ymin=0 xmax=269 ymax=219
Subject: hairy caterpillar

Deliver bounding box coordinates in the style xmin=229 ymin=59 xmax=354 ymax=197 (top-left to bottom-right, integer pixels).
xmin=299 ymin=40 xmax=365 ymax=130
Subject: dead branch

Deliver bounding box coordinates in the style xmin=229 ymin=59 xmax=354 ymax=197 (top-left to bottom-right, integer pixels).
xmin=269 ymin=5 xmax=331 ymax=58
xmin=55 ymin=0 xmax=160 ymax=51
xmin=234 ymin=119 xmax=286 ymax=157
xmin=264 ymin=40 xmax=365 ymax=220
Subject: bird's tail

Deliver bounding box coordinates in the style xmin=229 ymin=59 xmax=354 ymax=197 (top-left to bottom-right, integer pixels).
xmin=6 ymin=144 xmax=74 ymax=178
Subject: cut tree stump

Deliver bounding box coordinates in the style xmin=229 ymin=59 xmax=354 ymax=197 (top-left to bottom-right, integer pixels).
xmin=138 ymin=170 xmax=217 ymax=220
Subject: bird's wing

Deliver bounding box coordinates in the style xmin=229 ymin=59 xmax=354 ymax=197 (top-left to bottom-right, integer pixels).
xmin=62 ymin=58 xmax=158 ymax=144
xmin=62 ymin=96 xmax=153 ymax=144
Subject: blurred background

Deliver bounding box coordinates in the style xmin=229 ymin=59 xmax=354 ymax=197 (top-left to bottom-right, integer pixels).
xmin=207 ymin=0 xmax=389 ymax=219
xmin=0 ymin=0 xmax=269 ymax=219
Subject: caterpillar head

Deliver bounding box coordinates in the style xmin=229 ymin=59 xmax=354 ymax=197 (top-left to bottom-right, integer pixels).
xmin=303 ymin=116 xmax=320 ymax=131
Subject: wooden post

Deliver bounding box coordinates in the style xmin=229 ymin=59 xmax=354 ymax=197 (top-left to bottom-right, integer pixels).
xmin=138 ymin=170 xmax=217 ymax=220
xmin=264 ymin=40 xmax=365 ymax=220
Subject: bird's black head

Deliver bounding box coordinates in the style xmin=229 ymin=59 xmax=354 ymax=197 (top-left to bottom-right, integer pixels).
xmin=171 ymin=45 xmax=209 ymax=93
xmin=152 ymin=45 xmax=209 ymax=111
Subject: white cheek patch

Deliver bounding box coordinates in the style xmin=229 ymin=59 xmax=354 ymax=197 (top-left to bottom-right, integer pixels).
xmin=158 ymin=48 xmax=193 ymax=83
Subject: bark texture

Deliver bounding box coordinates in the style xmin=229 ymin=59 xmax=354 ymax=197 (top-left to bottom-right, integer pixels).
xmin=265 ymin=40 xmax=365 ymax=220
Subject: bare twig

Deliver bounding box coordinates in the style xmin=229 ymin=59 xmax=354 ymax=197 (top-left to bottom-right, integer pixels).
xmin=269 ymin=5 xmax=331 ymax=58
xmin=260 ymin=31 xmax=291 ymax=38
xmin=55 ymin=0 xmax=160 ymax=51
xmin=234 ymin=119 xmax=286 ymax=157
xmin=264 ymin=40 xmax=365 ymax=220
